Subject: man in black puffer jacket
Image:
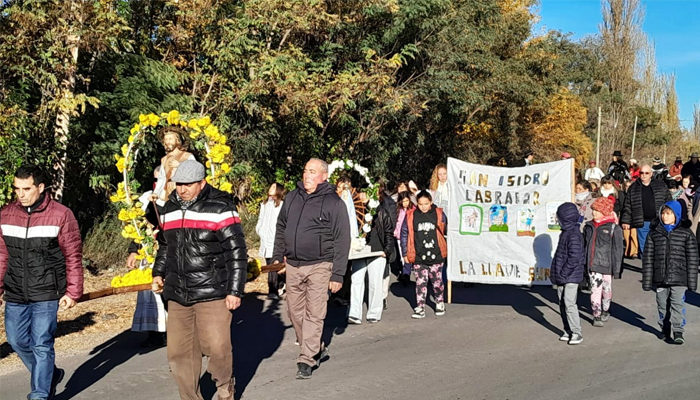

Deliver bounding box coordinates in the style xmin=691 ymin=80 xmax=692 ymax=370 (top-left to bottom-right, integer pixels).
xmin=642 ymin=201 xmax=699 ymax=345
xmin=621 ymin=164 xmax=671 ymax=258
xmin=152 ymin=160 xmax=246 ymax=400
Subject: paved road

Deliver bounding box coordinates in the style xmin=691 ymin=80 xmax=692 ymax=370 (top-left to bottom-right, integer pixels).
xmin=3 ymin=259 xmax=700 ymax=400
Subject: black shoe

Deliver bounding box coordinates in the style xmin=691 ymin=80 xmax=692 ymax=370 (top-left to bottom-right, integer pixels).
xmin=267 ymin=292 xmax=280 ymax=300
xmin=296 ymin=362 xmax=312 ymax=379
xmin=141 ymin=332 xmax=167 ymax=348
xmin=313 ymin=346 xmax=329 ymax=366
xmin=399 ymin=274 xmax=409 ymax=287
xmin=673 ymin=332 xmax=685 ymax=345
xmin=48 ymin=367 xmax=64 ymax=399
xmin=383 ymin=299 xmax=388 ymax=311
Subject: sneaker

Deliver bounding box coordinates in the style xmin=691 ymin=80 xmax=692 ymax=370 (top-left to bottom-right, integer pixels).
xmin=48 ymin=367 xmax=65 ymax=399
xmin=296 ymin=362 xmax=313 ymax=379
xmin=367 ymin=318 xmax=379 ymax=324
xmin=347 ymin=316 xmax=362 ymax=325
xmin=216 ymin=381 xmax=235 ymax=400
xmin=314 ymin=346 xmax=329 ymax=366
xmin=673 ymin=332 xmax=685 ymax=345
xmin=568 ymin=333 xmax=583 ymax=345
xmin=411 ymin=307 xmax=426 ymax=319
xmin=593 ymin=317 xmax=604 ymax=327
xmin=435 ymin=302 xmax=446 ymax=316
xmin=294 ymin=340 xmax=300 ymax=346
xmin=559 ymin=332 xmax=571 ymax=342
xmin=601 ymin=311 xmax=610 ymax=322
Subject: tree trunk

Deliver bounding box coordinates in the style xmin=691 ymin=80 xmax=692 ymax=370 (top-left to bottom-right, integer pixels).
xmin=52 ymin=1 xmax=81 ymax=202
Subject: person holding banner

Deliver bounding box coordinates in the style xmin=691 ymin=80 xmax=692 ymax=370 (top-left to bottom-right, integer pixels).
xmin=400 ymin=191 xmax=447 ymax=319
xmin=550 ymin=203 xmax=585 ymax=345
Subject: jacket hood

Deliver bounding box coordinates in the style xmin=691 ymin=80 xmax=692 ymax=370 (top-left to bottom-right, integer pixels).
xmin=556 ymin=202 xmax=580 ymax=230
xmin=296 ymin=181 xmax=336 ymax=197
xmin=660 ymin=200 xmax=682 ymax=232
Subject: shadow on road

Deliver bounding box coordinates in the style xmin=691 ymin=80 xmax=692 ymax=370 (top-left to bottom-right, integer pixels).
xmin=231 ymin=292 xmax=287 ymax=400
xmin=55 ymin=329 xmax=160 ymax=400
xmin=1 ymin=311 xmax=98 ymax=360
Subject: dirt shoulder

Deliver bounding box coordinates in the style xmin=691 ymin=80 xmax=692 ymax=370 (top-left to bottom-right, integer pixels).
xmin=0 ymin=268 xmax=269 ymax=376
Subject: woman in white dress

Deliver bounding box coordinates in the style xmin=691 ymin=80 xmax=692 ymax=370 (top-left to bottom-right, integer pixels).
xmin=256 ymin=183 xmax=286 ymax=299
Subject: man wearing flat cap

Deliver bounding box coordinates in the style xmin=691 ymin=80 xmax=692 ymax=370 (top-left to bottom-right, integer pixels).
xmin=682 ymin=152 xmax=700 ymax=183
xmin=152 ymin=160 xmax=247 ymax=400
xmin=512 ymin=150 xmax=534 ymax=167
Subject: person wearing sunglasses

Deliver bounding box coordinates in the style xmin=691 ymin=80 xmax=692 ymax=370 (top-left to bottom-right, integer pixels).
xmin=621 ymin=164 xmax=672 ymax=259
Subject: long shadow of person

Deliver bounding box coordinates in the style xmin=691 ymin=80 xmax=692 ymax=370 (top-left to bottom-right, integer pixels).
xmin=55 ymin=329 xmax=160 ymax=400
xmin=230 ymin=293 xmax=287 ymax=400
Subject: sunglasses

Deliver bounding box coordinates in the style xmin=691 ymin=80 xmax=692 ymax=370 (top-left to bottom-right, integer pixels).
xmin=640 ymin=172 xmax=652 ymax=175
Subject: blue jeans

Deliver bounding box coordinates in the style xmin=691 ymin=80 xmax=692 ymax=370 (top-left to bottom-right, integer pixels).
xmin=5 ymin=300 xmax=59 ymax=400
xmin=637 ymin=221 xmax=652 ymax=258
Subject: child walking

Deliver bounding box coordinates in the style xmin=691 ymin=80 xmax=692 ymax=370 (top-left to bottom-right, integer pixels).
xmin=394 ymin=191 xmax=415 ymax=286
xmin=583 ymin=196 xmax=624 ymax=327
xmin=400 ymin=191 xmax=447 ymax=319
xmin=550 ymin=203 xmax=585 ymax=345
xmin=642 ymin=201 xmax=699 ymax=344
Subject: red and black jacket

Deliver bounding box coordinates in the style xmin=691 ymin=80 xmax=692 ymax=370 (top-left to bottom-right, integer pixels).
xmin=0 ymin=194 xmax=83 ymax=303
xmin=152 ymin=185 xmax=247 ymax=306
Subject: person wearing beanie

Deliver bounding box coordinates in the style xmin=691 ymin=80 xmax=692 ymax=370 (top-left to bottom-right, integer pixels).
xmin=583 ymin=196 xmax=624 ymax=327
xmin=642 ymin=201 xmax=699 ymax=344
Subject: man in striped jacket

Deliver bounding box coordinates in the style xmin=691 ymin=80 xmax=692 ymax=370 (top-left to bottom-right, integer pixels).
xmin=0 ymin=164 xmax=83 ymax=400
xmin=152 ymin=160 xmax=247 ymax=400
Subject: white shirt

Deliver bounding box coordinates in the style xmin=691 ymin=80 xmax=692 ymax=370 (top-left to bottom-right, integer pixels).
xmin=256 ymin=200 xmax=283 ymax=258
xmin=585 ymin=167 xmax=605 ymax=181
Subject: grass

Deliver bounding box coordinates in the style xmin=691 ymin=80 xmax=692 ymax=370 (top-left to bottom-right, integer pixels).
xmin=82 ymin=206 xmax=261 ymax=272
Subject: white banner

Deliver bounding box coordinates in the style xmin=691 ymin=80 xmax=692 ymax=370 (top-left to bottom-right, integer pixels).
xmin=446 ymin=157 xmax=574 ymax=285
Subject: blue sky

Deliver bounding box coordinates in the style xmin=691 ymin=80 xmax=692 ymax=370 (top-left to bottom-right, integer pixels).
xmin=536 ymin=0 xmax=700 ymax=129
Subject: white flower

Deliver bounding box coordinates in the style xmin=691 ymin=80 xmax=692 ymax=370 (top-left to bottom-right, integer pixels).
xmin=365 ymin=213 xmax=373 ymax=222
xmin=347 ymin=160 xmax=354 ymax=167
xmin=362 ymin=224 xmax=371 ymax=233
xmin=365 ymin=176 xmax=371 ymax=184
xmin=368 ymin=199 xmax=380 ymax=209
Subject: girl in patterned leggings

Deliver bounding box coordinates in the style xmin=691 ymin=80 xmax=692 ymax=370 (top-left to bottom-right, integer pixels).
xmin=400 ymin=191 xmax=448 ymax=319
xmin=583 ymin=196 xmax=624 ymax=327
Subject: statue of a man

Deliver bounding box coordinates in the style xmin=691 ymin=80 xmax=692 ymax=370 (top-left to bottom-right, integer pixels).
xmin=153 ymin=127 xmax=195 ymax=202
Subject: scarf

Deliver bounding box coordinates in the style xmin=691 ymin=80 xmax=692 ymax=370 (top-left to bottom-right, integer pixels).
xmin=177 ymin=194 xmax=198 ymax=209
xmin=575 ymin=191 xmax=590 ymax=203
xmin=593 ymin=216 xmax=616 ymax=227
xmin=599 ymin=187 xmax=615 ymax=198
xmin=671 ymin=190 xmax=683 ymax=200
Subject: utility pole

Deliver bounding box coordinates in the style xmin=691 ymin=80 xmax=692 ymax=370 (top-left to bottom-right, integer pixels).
xmin=630 ymin=116 xmax=638 ymax=159
xmin=596 ymin=106 xmax=602 ymax=166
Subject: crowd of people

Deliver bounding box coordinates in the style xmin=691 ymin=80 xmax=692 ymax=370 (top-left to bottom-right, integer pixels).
xmin=3 ymin=144 xmax=700 ymax=399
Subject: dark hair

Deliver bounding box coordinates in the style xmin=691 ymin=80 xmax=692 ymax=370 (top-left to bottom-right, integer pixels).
xmin=667 ymin=180 xmax=681 ymax=190
xmin=337 ymin=172 xmax=352 ymax=184
xmin=396 ymin=191 xmax=415 ymax=212
xmin=264 ymin=182 xmax=286 ymax=207
xmin=15 ymin=164 xmax=49 ymax=187
xmin=394 ymin=180 xmax=408 ymax=194
xmin=377 ymin=179 xmax=387 ymax=203
xmin=416 ymin=190 xmax=432 ymax=202
xmin=600 ymin=175 xmax=615 ymax=185
xmin=576 ymin=180 xmax=592 ymax=191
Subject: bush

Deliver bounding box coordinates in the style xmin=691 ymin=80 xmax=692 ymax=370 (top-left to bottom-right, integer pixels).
xmin=83 ymin=213 xmax=131 ymax=271
xmin=239 ymin=207 xmax=260 ymax=255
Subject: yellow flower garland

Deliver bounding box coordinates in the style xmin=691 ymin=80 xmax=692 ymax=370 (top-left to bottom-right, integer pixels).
xmin=110 ymin=110 xmax=236 ymax=288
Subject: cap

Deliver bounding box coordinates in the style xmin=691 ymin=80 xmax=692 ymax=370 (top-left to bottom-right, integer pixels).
xmin=612 ymin=150 xmax=623 ymax=157
xmin=589 ymin=160 xmax=596 ymax=165
xmin=170 ymin=160 xmax=206 ymax=183
xmin=653 ymin=156 xmax=661 ymax=163
xmin=630 ymin=158 xmax=637 ymax=164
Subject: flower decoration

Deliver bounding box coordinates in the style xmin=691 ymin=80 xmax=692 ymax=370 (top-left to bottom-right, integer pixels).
xmin=327 ymin=159 xmax=379 ymax=237
xmin=111 ymin=268 xmax=153 ymax=288
xmin=110 ymin=110 xmax=236 ymax=285
xmin=247 ymin=258 xmax=262 ymax=282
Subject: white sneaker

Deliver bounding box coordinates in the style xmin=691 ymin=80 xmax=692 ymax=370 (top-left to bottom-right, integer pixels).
xmin=568 ymin=333 xmax=583 ymax=345
xmin=411 ymin=307 xmax=426 ymax=319
xmin=435 ymin=302 xmax=446 ymax=316
xmin=559 ymin=333 xmax=570 ymax=342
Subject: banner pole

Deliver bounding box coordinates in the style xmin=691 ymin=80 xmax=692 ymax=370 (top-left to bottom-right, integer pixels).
xmin=447 ymin=280 xmax=452 ymax=304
